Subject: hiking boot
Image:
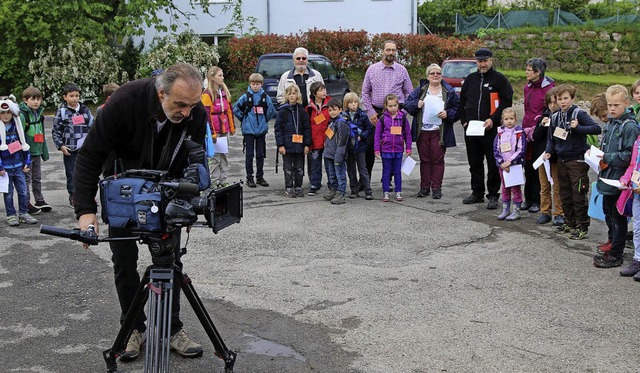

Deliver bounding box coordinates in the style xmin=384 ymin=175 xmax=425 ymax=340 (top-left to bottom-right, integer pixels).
xmin=395 ymin=192 xmax=403 ymax=201
xmin=365 ymin=193 xmax=374 ymax=200
xmin=34 ymin=200 xmax=52 ymax=212
xmin=597 ymin=239 xmax=612 ymax=254
xmin=170 ymin=329 xmax=203 ymax=358
xmin=569 ymin=227 xmax=588 ymax=240
xmin=246 ymin=178 xmax=257 ymax=188
xmin=528 ymin=204 xmax=540 ymax=213
xmin=295 ymin=187 xmax=304 ymax=198
xmin=28 ymin=204 xmax=41 ymax=215
xmin=463 ymin=194 xmax=483 ymax=204
xmin=382 ymin=192 xmax=390 ymax=202
xmin=417 ymin=188 xmax=430 ymax=198
xmin=552 ymin=215 xmax=565 ymax=226
xmin=19 ymin=213 xmax=38 ymax=225
xmin=308 ymin=188 xmax=318 ymax=196
xmin=593 ymin=253 xmax=623 ymax=268
xmin=256 ymin=178 xmax=270 ymax=187
xmin=521 ymin=201 xmax=531 ymax=211
xmin=349 ymin=191 xmax=359 ymax=199
xmin=330 ymin=194 xmax=346 ymax=205
xmin=555 ymin=224 xmax=574 ymax=234
xmin=486 ymin=196 xmax=499 ymax=210
xmin=7 ymin=215 xmax=18 ymax=226
xmin=120 ymin=330 xmax=145 ymax=362
xmin=497 ymin=201 xmax=511 ymax=220
xmin=620 ymin=260 xmax=640 ymax=276
xmin=323 ymin=190 xmax=336 ymax=201
xmin=285 ymin=188 xmax=296 ymax=198
xmin=505 ymin=203 xmax=521 ymax=221
xmin=432 ymin=189 xmax=442 ymax=199
xmin=626 ymin=239 xmax=634 ymax=249
xmin=536 ymin=214 xmax=552 ymax=224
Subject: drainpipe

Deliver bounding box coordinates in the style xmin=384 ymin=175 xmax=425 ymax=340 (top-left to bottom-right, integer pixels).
xmin=267 ymin=0 xmax=271 ymax=34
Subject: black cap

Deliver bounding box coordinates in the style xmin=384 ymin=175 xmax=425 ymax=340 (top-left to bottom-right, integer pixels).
xmin=475 ymin=48 xmax=493 ymax=60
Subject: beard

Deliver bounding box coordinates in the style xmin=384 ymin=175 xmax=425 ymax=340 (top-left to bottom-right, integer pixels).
xmin=295 ymin=64 xmax=307 ymax=73
xmin=385 ymin=54 xmax=395 ymax=64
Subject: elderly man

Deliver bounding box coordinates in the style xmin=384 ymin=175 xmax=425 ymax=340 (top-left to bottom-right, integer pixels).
xmin=74 ymin=63 xmax=206 ymax=362
xmin=361 ymin=40 xmax=413 ymax=178
xmin=276 ymin=47 xmax=324 ymax=107
xmin=459 ymin=48 xmax=514 ymax=209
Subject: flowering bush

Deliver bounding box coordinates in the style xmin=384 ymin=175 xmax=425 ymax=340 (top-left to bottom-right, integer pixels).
xmin=28 ymin=39 xmax=124 ymax=107
xmin=138 ymin=31 xmax=220 ymax=79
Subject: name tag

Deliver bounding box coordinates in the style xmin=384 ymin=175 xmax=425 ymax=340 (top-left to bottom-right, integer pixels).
xmin=292 ymin=134 xmax=303 ymax=143
xmin=7 ymin=141 xmax=22 ymax=154
xmin=33 ymin=134 xmax=45 ymax=143
xmin=390 ymin=126 xmax=402 ymax=135
xmin=632 ymin=170 xmax=640 ymax=185
xmin=553 ymin=127 xmax=568 ymax=140
xmin=325 ymin=127 xmax=334 ymax=139
xmin=314 ymin=113 xmax=326 ymax=125
xmin=500 ymin=142 xmax=512 ymax=153
xmin=253 ymin=106 xmax=264 ymax=115
xmin=72 ymin=114 xmax=85 ymax=125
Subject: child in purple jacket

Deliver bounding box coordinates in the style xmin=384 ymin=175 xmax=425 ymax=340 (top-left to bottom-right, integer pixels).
xmin=494 ymin=108 xmax=526 ymax=221
xmin=374 ymin=94 xmax=412 ymax=202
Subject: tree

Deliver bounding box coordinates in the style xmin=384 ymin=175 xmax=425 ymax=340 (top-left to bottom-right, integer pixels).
xmin=219 ymin=0 xmax=261 ymax=36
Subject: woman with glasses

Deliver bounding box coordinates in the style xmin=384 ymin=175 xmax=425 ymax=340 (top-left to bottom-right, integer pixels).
xmin=276 ymin=47 xmax=324 ymax=107
xmin=405 ymin=63 xmax=459 ymax=200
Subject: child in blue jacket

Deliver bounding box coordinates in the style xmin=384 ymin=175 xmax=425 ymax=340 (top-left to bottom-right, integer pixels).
xmin=233 ymin=73 xmax=277 ymax=188
xmin=343 ymin=92 xmax=374 ymax=200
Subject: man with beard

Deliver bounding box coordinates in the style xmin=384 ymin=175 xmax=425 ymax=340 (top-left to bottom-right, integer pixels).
xmin=459 ymin=48 xmax=514 ymax=209
xmin=276 ymin=47 xmax=324 ymax=107
xmin=361 ymin=40 xmax=413 ymax=180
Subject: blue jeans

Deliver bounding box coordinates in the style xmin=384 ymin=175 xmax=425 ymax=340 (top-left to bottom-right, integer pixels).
xmin=244 ymin=134 xmax=266 ymax=180
xmin=3 ymin=167 xmax=28 ymax=216
xmin=307 ymin=149 xmax=324 ymax=190
xmin=63 ymin=151 xmax=78 ymax=197
xmin=324 ymin=157 xmax=347 ymax=195
xmin=381 ymin=153 xmax=403 ymax=193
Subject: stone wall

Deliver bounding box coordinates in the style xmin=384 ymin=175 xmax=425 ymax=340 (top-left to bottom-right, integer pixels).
xmin=483 ymin=30 xmax=639 ymax=75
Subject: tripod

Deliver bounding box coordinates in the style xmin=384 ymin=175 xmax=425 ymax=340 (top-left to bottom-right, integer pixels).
xmin=102 ymin=235 xmax=237 ymax=373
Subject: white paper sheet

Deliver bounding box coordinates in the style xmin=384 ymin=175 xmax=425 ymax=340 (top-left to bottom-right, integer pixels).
xmin=466 ymin=120 xmax=485 ymax=136
xmin=584 ymin=145 xmax=603 ymax=174
xmin=532 ymin=153 xmax=545 ymax=170
xmin=213 ymin=136 xmax=229 ymax=154
xmin=422 ymin=95 xmax=444 ymax=125
xmin=503 ymin=164 xmax=525 ymax=187
xmin=401 ymin=156 xmax=417 ymax=176
xmin=0 ymin=173 xmax=8 ymax=193
xmin=543 ymin=160 xmax=553 ymax=186
xmin=600 ymin=177 xmax=632 ymax=189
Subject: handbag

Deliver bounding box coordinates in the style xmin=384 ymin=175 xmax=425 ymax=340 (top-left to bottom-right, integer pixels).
xmin=588 ymin=181 xmax=606 ymax=221
xmin=616 ymin=188 xmax=634 ymax=218
xmin=205 ymin=122 xmax=215 ymax=158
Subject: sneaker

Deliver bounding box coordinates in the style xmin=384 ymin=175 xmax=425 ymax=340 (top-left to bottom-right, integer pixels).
xmin=569 ymin=228 xmax=588 ymax=240
xmin=349 ymin=191 xmax=358 ymax=199
xmin=170 ymin=329 xmax=203 ymax=358
xmin=382 ymin=192 xmax=390 ymax=202
xmin=256 ymin=178 xmax=270 ymax=187
xmin=620 ymin=260 xmax=640 ymax=276
xmin=28 ymin=204 xmax=42 ymax=215
xmin=365 ymin=193 xmax=374 ymax=200
xmin=552 ymin=215 xmax=565 ymax=226
xmin=285 ymin=188 xmax=296 ymax=198
xmin=19 ymin=213 xmax=38 ymax=224
xmin=462 ymin=194 xmax=483 ymax=204
xmin=246 ymin=179 xmax=257 ymax=188
xmin=395 ymin=192 xmax=403 ymax=201
xmin=536 ymin=214 xmax=552 ymax=224
xmin=7 ymin=215 xmax=18 ymax=226
xmin=593 ymin=253 xmax=623 ymax=268
xmin=597 ymin=239 xmax=612 ymax=254
xmin=295 ymin=187 xmax=304 ymax=198
xmin=330 ymin=194 xmax=346 ymax=205
xmin=521 ymin=201 xmax=531 ymax=211
xmin=432 ymin=189 xmax=442 ymax=199
xmin=323 ymin=190 xmax=337 ymax=201
xmin=555 ymin=224 xmax=574 ymax=234
xmin=486 ymin=196 xmax=499 ymax=210
xmin=528 ymin=204 xmax=540 ymax=213
xmin=308 ymin=188 xmax=318 ymax=196
xmin=34 ymin=200 xmax=52 ymax=212
xmin=120 ymin=330 xmax=145 ymax=362
xmin=417 ymin=188 xmax=430 ymax=198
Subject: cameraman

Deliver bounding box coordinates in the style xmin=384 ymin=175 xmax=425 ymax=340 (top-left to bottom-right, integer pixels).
xmin=73 ymin=63 xmax=206 ymax=361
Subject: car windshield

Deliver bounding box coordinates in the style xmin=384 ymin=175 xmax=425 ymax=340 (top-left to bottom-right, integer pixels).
xmin=256 ymin=58 xmax=295 ymax=79
xmin=443 ymin=62 xmax=477 ymax=78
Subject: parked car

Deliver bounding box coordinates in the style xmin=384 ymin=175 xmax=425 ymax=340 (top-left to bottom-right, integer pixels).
xmin=441 ymin=59 xmax=477 ymax=95
xmin=255 ymin=53 xmax=350 ymax=103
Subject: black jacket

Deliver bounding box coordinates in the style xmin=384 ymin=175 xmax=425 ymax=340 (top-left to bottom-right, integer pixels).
xmin=274 ymin=103 xmax=312 ymax=153
xmin=459 ymin=67 xmax=513 ymax=126
xmin=73 ymin=78 xmax=207 ymax=219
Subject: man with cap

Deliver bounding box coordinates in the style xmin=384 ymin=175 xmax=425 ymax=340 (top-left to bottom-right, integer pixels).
xmin=458 ymin=48 xmax=514 ymax=209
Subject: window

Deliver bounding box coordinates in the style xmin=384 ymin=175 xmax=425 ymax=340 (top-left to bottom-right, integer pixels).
xmin=200 ymin=34 xmax=232 ymax=46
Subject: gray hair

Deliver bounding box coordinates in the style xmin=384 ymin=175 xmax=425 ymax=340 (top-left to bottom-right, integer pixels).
xmin=426 ymin=63 xmax=442 ymax=76
xmin=526 ymin=58 xmax=547 ymax=77
xmin=293 ymin=47 xmax=309 ymax=58
xmin=154 ymin=63 xmax=203 ymax=93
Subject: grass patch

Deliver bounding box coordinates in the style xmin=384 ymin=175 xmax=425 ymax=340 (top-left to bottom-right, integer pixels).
xmin=502 ymin=70 xmax=636 ymax=86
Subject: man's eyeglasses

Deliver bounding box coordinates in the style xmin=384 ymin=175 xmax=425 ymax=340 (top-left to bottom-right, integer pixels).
xmin=295 ymin=57 xmax=307 ymax=61
xmin=429 ymin=72 xmax=442 ymax=75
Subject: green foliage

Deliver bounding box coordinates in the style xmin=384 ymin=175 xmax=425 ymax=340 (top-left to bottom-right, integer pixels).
xmin=119 ymin=38 xmax=145 ymax=81
xmin=28 ymin=39 xmax=124 ymax=107
xmin=138 ymin=31 xmax=220 ymax=79
xmin=220 ymin=0 xmax=261 ymax=36
xmin=585 ymin=0 xmax=639 ymax=19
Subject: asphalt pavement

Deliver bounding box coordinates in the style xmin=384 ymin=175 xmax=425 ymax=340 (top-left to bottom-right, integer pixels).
xmin=0 ymin=116 xmax=637 ymax=373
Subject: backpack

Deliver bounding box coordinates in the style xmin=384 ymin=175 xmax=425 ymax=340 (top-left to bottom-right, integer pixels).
xmin=20 ymin=108 xmax=44 ymax=134
xmin=571 ymin=108 xmax=600 ymax=147
xmin=237 ymin=91 xmax=268 ymax=121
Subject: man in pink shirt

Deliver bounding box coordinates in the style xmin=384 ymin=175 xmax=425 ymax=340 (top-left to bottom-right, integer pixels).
xmin=361 ymin=40 xmax=413 ymax=179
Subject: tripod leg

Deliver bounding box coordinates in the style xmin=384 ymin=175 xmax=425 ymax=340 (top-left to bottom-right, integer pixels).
xmin=145 ymin=268 xmax=174 ymax=373
xmin=103 ymin=267 xmax=151 ymax=373
xmin=175 ymin=269 xmax=237 ymax=373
